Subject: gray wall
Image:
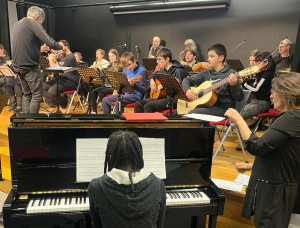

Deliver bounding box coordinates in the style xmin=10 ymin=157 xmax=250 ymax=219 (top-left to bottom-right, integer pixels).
xmin=8 ymin=0 xmax=300 ymax=66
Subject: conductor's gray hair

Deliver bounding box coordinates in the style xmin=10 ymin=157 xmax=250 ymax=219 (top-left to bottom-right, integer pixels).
xmin=27 ymin=6 xmax=45 ymax=21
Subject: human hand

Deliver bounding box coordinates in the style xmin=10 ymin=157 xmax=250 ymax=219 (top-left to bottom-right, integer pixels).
xmin=150 ymin=79 xmax=157 ymax=91
xmin=40 ymin=44 xmax=50 ymax=53
xmin=224 ymin=108 xmax=243 ymax=123
xmin=180 ymin=61 xmax=187 ymax=66
xmin=228 ymin=73 xmax=238 ymax=86
xmin=235 ymin=162 xmax=253 ymax=173
xmin=186 ymin=89 xmax=197 ymax=101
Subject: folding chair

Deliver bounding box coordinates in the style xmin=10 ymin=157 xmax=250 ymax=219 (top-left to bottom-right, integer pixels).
xmin=252 ymin=108 xmax=281 ymax=134
xmin=210 ymin=89 xmax=252 ymax=162
xmin=61 ymin=78 xmax=84 ymax=114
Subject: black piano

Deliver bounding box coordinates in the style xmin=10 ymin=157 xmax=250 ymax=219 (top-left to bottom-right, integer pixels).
xmin=3 ymin=114 xmax=224 ymax=228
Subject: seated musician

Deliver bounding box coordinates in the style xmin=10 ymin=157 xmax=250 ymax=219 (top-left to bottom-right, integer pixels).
xmin=148 ymin=36 xmax=163 ymax=58
xmin=182 ymin=43 xmax=244 ymax=116
xmin=6 ymin=77 xmax=23 ymax=113
xmin=90 ymin=49 xmax=123 ymax=114
xmin=249 ymin=49 xmax=261 ymax=67
xmin=236 ymin=52 xmax=275 ymax=150
xmin=43 ymin=40 xmax=79 ymax=112
xmin=0 ymin=44 xmax=14 ymax=94
xmin=74 ymin=51 xmax=88 ymax=66
xmin=91 ymin=49 xmax=109 ymax=69
xmin=180 ymin=39 xmax=200 ymax=66
xmin=88 ymin=130 xmax=166 ymax=228
xmin=274 ymin=38 xmax=293 ymax=72
xmin=102 ymin=52 xmax=147 ymax=114
xmin=184 ymin=49 xmax=210 ymax=76
xmin=134 ymin=47 xmax=186 ymax=113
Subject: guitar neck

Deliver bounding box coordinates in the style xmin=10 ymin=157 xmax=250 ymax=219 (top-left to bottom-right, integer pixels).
xmin=202 ymin=77 xmax=229 ymax=95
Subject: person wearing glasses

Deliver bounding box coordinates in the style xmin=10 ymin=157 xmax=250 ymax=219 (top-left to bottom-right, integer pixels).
xmin=225 ymin=72 xmax=300 ymax=228
xmin=134 ymin=47 xmax=186 ymax=113
xmin=236 ymin=52 xmax=275 ymax=150
xmin=101 ymin=52 xmax=147 ymax=114
xmin=274 ymin=38 xmax=293 ymax=72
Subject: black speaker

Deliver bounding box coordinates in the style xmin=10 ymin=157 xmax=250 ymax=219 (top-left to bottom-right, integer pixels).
xmin=291 ymin=19 xmax=300 ymax=73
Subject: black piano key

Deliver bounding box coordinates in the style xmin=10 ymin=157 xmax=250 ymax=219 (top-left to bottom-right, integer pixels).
xmin=180 ymin=192 xmax=186 ymax=198
xmin=38 ymin=199 xmax=42 ymax=206
xmin=50 ymin=198 xmax=54 ymax=206
xmin=171 ymin=192 xmax=177 ymax=199
xmin=175 ymin=192 xmax=181 ymax=198
xmin=183 ymin=192 xmax=189 ymax=198
xmin=84 ymin=196 xmax=86 ymax=204
xmin=168 ymin=193 xmax=173 ymax=199
xmin=43 ymin=198 xmax=46 ymax=206
xmin=54 ymin=198 xmax=58 ymax=205
xmin=75 ymin=196 xmax=78 ymax=204
xmin=58 ymin=197 xmax=61 ymax=205
xmin=79 ymin=196 xmax=82 ymax=204
xmin=190 ymin=192 xmax=196 ymax=198
xmin=65 ymin=197 xmax=68 ymax=205
xmin=31 ymin=199 xmax=36 ymax=206
xmin=69 ymin=197 xmax=72 ymax=204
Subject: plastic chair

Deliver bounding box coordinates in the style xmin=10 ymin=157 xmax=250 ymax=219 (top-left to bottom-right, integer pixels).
xmin=210 ymin=89 xmax=252 ymax=162
xmin=252 ymin=108 xmax=281 ymax=134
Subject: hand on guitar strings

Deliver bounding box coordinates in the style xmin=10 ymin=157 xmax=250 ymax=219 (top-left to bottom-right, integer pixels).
xmin=228 ymin=73 xmax=238 ymax=86
xmin=186 ymin=89 xmax=197 ymax=101
xmin=150 ymin=78 xmax=158 ymax=91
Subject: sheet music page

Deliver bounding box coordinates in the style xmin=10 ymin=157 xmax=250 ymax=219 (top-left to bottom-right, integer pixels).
xmin=139 ymin=138 xmax=166 ymax=179
xmin=76 ymin=137 xmax=166 ymax=182
xmin=234 ymin=173 xmax=250 ymax=186
xmin=76 ymin=138 xmax=108 ymax=182
xmin=183 ymin=114 xmax=225 ymax=122
xmin=211 ymin=178 xmax=243 ymax=192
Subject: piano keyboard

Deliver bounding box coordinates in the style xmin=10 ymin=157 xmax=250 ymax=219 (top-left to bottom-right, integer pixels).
xmin=26 ymin=196 xmax=89 ymax=214
xmin=166 ymin=190 xmax=210 ymax=206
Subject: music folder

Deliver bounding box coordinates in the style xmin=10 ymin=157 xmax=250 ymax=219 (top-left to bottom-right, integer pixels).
xmin=226 ymin=59 xmax=245 ymax=72
xmin=122 ymin=113 xmax=167 ymax=121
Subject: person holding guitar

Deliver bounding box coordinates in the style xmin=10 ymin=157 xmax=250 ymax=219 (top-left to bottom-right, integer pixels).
xmin=102 ymin=52 xmax=147 ymax=114
xmin=181 ymin=43 xmax=244 ymax=116
xmin=134 ymin=47 xmax=186 ymax=113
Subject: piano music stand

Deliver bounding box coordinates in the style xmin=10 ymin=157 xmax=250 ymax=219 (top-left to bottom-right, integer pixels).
xmin=156 ymin=73 xmax=190 ymax=115
xmin=43 ymin=66 xmax=77 ymax=115
xmin=77 ymin=67 xmax=102 ymax=114
xmin=0 ymin=66 xmax=16 ymax=93
xmin=102 ymin=70 xmax=135 ymax=115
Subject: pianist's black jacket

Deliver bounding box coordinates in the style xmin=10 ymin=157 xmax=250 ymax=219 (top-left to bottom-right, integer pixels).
xmin=88 ymin=168 xmax=166 ymax=228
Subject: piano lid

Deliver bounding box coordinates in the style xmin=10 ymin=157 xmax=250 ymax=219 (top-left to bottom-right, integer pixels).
xmin=8 ymin=117 xmax=215 ymax=193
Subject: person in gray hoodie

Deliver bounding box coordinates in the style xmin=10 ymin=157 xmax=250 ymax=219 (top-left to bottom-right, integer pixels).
xmin=182 ymin=43 xmax=244 ymax=116
xmin=88 ymin=131 xmax=166 ymax=228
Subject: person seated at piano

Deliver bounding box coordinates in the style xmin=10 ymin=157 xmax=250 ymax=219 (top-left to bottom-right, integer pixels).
xmin=102 ymin=52 xmax=147 ymax=114
xmin=43 ymin=40 xmax=79 ymax=112
xmin=134 ymin=47 xmax=187 ymax=113
xmin=274 ymin=38 xmax=293 ymax=72
xmin=90 ymin=49 xmax=123 ymax=114
xmin=91 ymin=49 xmax=109 ymax=70
xmin=88 ymin=130 xmax=166 ymax=228
xmin=225 ymin=72 xmax=300 ymax=227
xmin=148 ymin=36 xmax=163 ymax=58
xmin=181 ymin=43 xmax=244 ymax=116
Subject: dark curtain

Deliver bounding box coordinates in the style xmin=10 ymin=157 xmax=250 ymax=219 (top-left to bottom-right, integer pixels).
xmin=0 ymin=0 xmax=11 ymax=56
xmin=16 ymin=3 xmax=55 ymax=38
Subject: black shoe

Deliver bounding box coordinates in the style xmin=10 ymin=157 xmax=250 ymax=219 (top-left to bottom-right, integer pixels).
xmin=60 ymin=94 xmax=68 ymax=109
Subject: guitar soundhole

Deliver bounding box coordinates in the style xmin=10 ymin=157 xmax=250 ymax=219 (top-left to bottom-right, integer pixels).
xmin=197 ymin=91 xmax=204 ymax=98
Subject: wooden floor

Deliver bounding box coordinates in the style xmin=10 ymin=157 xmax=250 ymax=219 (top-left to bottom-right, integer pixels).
xmin=0 ymin=101 xmax=264 ymax=227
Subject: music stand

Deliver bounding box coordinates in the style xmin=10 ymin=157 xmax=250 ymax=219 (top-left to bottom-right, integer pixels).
xmin=156 ymin=73 xmax=190 ymax=115
xmin=0 ymin=66 xmax=16 ymax=93
xmin=77 ymin=68 xmax=102 ymax=114
xmin=102 ymin=70 xmax=135 ymax=115
xmin=226 ymin=59 xmax=245 ymax=72
xmin=77 ymin=62 xmax=89 ymax=68
xmin=43 ymin=66 xmax=77 ymax=115
xmin=143 ymin=58 xmax=157 ymax=71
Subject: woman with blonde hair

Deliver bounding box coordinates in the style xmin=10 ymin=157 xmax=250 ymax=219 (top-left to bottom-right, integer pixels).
xmin=225 ymin=72 xmax=300 ymax=228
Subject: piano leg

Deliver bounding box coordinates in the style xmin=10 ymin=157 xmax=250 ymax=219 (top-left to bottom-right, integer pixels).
xmin=208 ymin=215 xmax=217 ymax=228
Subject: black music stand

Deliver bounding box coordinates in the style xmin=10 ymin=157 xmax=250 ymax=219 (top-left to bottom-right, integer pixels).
xmin=156 ymin=73 xmax=190 ymax=115
xmin=226 ymin=59 xmax=245 ymax=72
xmin=0 ymin=66 xmax=16 ymax=93
xmin=77 ymin=68 xmax=102 ymax=114
xmin=102 ymin=70 xmax=135 ymax=115
xmin=76 ymin=62 xmax=89 ymax=68
xmin=143 ymin=58 xmax=157 ymax=71
xmin=43 ymin=66 xmax=76 ymax=115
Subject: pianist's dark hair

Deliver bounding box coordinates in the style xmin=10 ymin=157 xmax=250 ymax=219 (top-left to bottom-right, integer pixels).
xmin=104 ymin=130 xmax=144 ymax=194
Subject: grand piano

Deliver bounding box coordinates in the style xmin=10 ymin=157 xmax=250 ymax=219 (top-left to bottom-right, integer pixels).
xmin=3 ymin=114 xmax=224 ymax=228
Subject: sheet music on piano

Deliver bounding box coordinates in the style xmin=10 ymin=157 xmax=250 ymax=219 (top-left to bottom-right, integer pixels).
xmin=76 ymin=137 xmax=166 ymax=182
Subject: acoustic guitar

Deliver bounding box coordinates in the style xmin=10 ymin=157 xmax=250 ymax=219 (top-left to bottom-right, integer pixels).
xmin=150 ymin=78 xmax=167 ymax=99
xmin=177 ymin=64 xmax=267 ymax=115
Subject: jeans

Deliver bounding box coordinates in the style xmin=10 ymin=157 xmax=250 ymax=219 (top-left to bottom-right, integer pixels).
xmin=91 ymin=87 xmax=114 ymax=113
xmin=0 ymin=77 xmax=14 ymax=94
xmin=240 ymin=99 xmax=271 ymax=119
xmin=14 ymin=67 xmax=43 ymax=113
xmin=102 ymin=94 xmax=138 ymax=114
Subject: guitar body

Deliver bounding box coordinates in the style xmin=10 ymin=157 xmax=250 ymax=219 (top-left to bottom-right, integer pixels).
xmin=177 ymin=81 xmax=218 ymax=114
xmin=150 ymin=79 xmax=167 ymax=99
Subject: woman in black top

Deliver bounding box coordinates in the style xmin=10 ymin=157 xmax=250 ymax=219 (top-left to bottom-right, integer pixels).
xmin=225 ymin=72 xmax=300 ymax=228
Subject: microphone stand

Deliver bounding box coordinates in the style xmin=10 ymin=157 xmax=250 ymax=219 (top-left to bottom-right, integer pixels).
xmin=118 ymin=46 xmax=127 ymax=56
xmin=135 ymin=47 xmax=144 ymax=65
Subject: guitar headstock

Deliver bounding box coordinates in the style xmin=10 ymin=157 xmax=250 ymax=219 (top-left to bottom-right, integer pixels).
xmin=238 ymin=60 xmax=268 ymax=79
xmin=6 ymin=60 xmax=13 ymax=66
